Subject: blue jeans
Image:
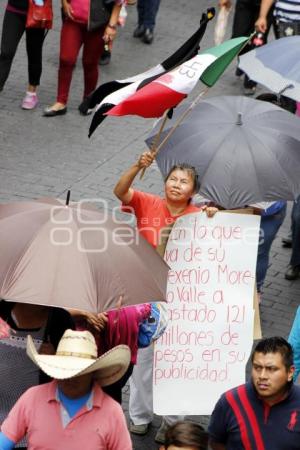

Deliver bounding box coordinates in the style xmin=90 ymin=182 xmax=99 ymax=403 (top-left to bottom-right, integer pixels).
xmin=290 ymin=196 xmax=300 ymax=267
xmin=256 ymin=204 xmax=287 ymax=292
xmin=137 ymin=0 xmax=161 ymax=30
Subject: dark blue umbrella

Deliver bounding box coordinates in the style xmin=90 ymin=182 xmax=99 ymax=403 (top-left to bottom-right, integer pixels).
xmin=239 ymin=36 xmax=300 ymax=101
xmin=146 ymin=96 xmax=300 ymax=209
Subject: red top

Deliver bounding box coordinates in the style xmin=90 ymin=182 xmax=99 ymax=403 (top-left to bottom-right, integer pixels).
xmin=122 ymin=190 xmax=200 ymax=248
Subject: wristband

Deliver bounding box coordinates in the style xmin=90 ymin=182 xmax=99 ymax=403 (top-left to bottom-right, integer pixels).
xmin=107 ymin=23 xmax=117 ymax=30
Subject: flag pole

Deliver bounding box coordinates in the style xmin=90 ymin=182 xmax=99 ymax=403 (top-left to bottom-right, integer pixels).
xmin=151 ymin=34 xmax=252 ymax=156
xmin=139 ymin=35 xmax=252 ymax=178
xmin=140 ymin=110 xmax=169 ymax=180
xmin=140 ymin=88 xmax=208 ymax=180
xmin=154 ymin=87 xmax=209 ymax=156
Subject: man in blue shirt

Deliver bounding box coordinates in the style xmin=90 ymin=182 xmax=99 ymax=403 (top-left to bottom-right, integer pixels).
xmin=209 ymin=337 xmax=300 ymax=450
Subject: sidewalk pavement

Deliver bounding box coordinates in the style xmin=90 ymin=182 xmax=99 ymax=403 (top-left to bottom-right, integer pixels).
xmin=0 ymin=1 xmax=299 ymax=448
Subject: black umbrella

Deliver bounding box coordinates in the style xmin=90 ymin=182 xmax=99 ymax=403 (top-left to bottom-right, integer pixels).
xmin=146 ymin=95 xmax=300 ymax=209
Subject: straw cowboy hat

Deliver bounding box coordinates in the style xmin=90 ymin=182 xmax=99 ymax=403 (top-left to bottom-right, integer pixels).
xmin=27 ymin=329 xmax=131 ymax=386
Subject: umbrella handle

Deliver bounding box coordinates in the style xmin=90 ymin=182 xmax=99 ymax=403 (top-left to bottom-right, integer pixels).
xmin=139 ymin=111 xmax=170 ymax=180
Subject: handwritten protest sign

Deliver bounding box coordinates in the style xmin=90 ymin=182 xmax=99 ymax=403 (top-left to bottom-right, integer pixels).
xmin=153 ymin=211 xmax=260 ymax=415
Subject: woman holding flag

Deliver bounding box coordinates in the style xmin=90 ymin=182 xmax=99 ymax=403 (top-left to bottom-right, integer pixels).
xmin=114 ymin=151 xmax=217 ymax=443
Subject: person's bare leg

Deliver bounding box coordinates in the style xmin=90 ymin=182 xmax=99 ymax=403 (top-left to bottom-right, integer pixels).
xmin=46 ymin=101 xmax=66 ymax=111
xmin=27 ymin=84 xmax=37 ymax=93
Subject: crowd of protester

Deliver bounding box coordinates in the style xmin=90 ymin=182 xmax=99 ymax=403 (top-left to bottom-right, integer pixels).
xmin=0 ymin=0 xmax=160 ymax=112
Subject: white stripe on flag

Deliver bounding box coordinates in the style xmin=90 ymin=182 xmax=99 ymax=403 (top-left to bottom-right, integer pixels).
xmin=116 ymin=64 xmax=164 ymax=84
xmin=155 ymin=54 xmax=217 ymax=95
xmin=96 ymin=80 xmax=143 ymax=112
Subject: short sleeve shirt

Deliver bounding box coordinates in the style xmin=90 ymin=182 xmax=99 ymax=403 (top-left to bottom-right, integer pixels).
xmin=1 ymin=381 xmax=132 ymax=450
xmin=209 ymin=382 xmax=300 ymax=450
xmin=122 ymin=190 xmax=200 ymax=247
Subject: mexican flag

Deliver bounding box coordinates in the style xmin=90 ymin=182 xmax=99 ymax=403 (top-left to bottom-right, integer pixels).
xmin=88 ymin=8 xmax=215 ymax=137
xmin=106 ymin=37 xmax=249 ymax=119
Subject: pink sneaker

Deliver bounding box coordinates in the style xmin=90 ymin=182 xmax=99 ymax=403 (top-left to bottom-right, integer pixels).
xmin=21 ymin=92 xmax=38 ymax=110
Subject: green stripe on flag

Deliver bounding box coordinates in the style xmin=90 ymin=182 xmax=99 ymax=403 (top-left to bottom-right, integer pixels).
xmin=200 ymin=36 xmax=249 ymax=87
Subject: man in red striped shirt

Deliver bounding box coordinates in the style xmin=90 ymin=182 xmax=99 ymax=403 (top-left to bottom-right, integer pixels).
xmin=208 ymin=337 xmax=300 ymax=450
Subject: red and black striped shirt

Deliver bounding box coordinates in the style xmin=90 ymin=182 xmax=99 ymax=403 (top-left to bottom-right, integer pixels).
xmin=208 ymin=381 xmax=300 ymax=449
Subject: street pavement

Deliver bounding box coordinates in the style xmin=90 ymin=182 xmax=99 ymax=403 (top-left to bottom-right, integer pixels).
xmin=0 ymin=0 xmax=299 ymax=448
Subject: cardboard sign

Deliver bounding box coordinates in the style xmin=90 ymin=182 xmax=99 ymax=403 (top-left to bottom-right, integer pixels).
xmin=153 ymin=211 xmax=260 ymax=415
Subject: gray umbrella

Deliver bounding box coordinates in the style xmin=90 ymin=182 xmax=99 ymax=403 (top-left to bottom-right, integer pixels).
xmin=146 ymin=95 xmax=300 ymax=209
xmin=239 ymin=36 xmax=300 ymax=101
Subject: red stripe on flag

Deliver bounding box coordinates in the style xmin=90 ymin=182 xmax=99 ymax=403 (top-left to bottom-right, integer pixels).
xmin=237 ymin=386 xmax=265 ymax=450
xmin=226 ymin=390 xmax=252 ymax=450
xmin=106 ymin=82 xmax=186 ymax=118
